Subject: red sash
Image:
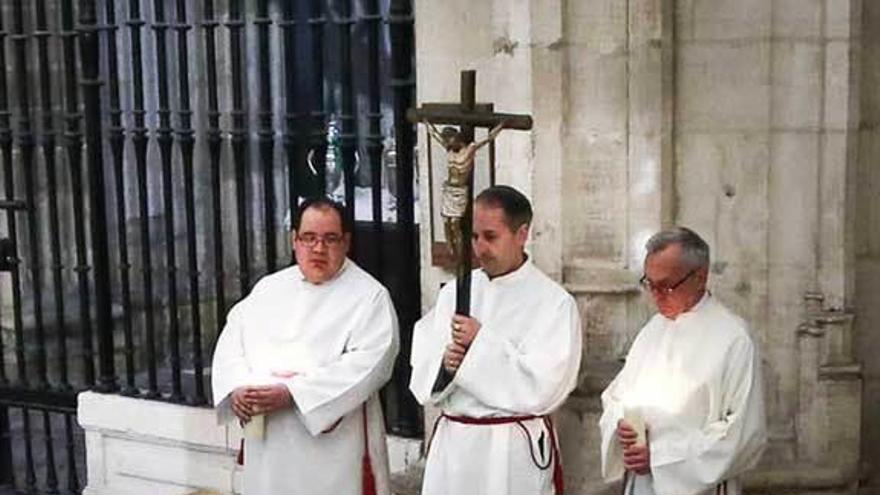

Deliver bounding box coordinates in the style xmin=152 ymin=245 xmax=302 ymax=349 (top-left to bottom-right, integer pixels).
xmin=430 ymin=413 xmax=565 ymax=495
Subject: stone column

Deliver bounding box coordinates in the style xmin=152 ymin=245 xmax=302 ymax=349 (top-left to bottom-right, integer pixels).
xmin=856 ymin=0 xmax=880 ymax=490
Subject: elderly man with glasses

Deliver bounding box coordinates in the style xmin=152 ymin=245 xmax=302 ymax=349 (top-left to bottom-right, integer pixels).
xmin=599 ymin=227 xmax=767 ymax=495
xmin=211 ymin=197 xmax=399 ymax=495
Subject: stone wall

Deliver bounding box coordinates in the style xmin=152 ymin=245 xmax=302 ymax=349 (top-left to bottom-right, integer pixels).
xmin=415 ymin=0 xmax=869 ymax=493
xmin=856 ymin=0 xmax=880 ymax=492
xmin=674 ymin=0 xmax=861 ymax=478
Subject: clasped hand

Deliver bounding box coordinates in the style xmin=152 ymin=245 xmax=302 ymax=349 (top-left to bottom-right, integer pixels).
xmin=231 ymin=384 xmax=292 ymax=423
xmin=617 ymin=420 xmax=651 ymax=475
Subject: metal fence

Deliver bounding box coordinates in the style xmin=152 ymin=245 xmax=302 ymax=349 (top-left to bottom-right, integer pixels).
xmin=0 ymin=0 xmax=419 ymax=492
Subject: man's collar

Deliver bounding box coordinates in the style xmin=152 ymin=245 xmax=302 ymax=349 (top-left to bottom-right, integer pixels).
xmin=689 ymin=290 xmax=711 ymax=313
xmin=298 ymin=258 xmax=351 ymax=285
xmin=483 ymin=255 xmax=531 ymax=285
xmin=664 ymin=290 xmax=711 ymax=322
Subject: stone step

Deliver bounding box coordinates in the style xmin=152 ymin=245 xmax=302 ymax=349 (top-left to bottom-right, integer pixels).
xmin=390 ymin=461 xmax=424 ymax=495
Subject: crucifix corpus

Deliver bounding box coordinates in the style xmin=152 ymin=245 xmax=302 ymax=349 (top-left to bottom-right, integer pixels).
xmin=407 ymin=70 xmax=532 ymax=317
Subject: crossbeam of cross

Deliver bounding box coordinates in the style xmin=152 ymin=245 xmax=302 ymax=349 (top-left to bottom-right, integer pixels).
xmin=408 ymin=70 xmax=532 ymax=316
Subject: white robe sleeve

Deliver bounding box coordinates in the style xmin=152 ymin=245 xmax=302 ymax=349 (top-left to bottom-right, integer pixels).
xmin=599 ymin=326 xmax=652 ymax=482
xmin=211 ymin=303 xmax=255 ymax=425
xmin=598 ymin=370 xmax=627 ymax=482
xmin=408 ymin=285 xmax=457 ymax=405
xmin=451 ymin=297 xmax=582 ymax=414
xmin=649 ymin=336 xmax=767 ymax=495
xmin=408 ymin=307 xmax=446 ymax=405
xmin=287 ymin=289 xmax=400 ymax=435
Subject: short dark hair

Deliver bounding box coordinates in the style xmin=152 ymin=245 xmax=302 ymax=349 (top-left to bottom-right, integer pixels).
xmin=475 ymin=185 xmax=533 ymax=230
xmin=645 ymin=226 xmax=710 ymax=268
xmin=291 ymin=197 xmax=351 ymax=233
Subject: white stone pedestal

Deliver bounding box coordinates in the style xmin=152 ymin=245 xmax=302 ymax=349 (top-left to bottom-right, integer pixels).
xmin=78 ymin=392 xmax=424 ymax=495
xmin=78 ymin=391 xmax=243 ymax=495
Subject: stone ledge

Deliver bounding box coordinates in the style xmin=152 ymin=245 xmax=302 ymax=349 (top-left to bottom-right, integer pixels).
xmin=390 ymin=462 xmax=424 ymax=495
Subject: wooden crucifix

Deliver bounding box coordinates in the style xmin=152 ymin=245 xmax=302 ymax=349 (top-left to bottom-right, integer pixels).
xmin=408 ymin=70 xmax=532 ymax=317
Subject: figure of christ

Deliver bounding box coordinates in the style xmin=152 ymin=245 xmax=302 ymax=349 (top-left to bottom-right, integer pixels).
xmin=426 ymin=121 xmax=504 ymax=261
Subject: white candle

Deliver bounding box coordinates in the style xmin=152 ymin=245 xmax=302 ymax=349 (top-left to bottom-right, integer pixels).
xmin=623 ymin=407 xmax=646 ymax=447
xmin=243 ymin=414 xmax=265 ymax=440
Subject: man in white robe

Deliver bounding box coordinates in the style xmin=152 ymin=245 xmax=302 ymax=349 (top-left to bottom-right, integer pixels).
xmin=211 ymin=198 xmax=399 ymax=495
xmin=410 ymin=186 xmax=583 ymax=495
xmin=599 ymin=227 xmax=767 ymax=495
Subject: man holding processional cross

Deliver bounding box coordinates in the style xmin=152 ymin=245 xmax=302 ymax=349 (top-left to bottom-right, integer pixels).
xmin=408 ymin=71 xmax=583 ymax=495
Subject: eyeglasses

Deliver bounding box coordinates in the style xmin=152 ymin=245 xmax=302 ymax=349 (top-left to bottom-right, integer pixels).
xmin=296 ymin=233 xmax=345 ymax=248
xmin=639 ymin=268 xmax=699 ymax=295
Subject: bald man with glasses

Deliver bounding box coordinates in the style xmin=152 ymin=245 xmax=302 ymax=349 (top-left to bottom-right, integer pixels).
xmin=599 ymin=227 xmax=767 ymax=495
xmin=212 ymin=197 xmax=399 ymax=495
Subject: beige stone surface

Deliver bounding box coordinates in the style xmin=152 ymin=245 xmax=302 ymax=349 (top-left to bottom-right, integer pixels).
xmin=411 ymin=0 xmax=871 ymax=493
xmin=677 ymin=0 xmax=771 ymax=41
xmin=675 ymin=42 xmax=772 ymax=131
xmin=771 ymin=41 xmax=823 ymax=129
xmin=774 ymin=0 xmax=824 ymax=39
xmin=856 ymin=2 xmax=880 ymax=492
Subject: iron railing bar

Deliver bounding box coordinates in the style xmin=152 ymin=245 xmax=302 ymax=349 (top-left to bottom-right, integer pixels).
xmin=257 ymin=0 xmax=276 ymax=273
xmin=0 ymin=200 xmax=26 ymax=210
xmin=12 ymin=0 xmax=44 ymax=390
xmin=0 ymin=400 xmax=76 ymax=415
xmin=103 ymin=0 xmax=137 ymax=396
xmin=280 ymin=0 xmax=297 ymax=237
xmin=0 ymin=385 xmax=78 ymax=410
xmin=201 ymin=0 xmax=226 ymax=332
xmin=41 ymin=410 xmax=58 ymax=492
xmin=33 ymin=0 xmax=65 ymax=485
xmin=21 ymin=407 xmax=36 ymax=492
xmin=35 ymin=0 xmax=71 ymax=393
xmin=0 ymin=0 xmax=24 ymax=396
xmin=127 ymin=0 xmax=158 ymax=398
xmin=174 ymin=0 xmax=205 ymax=405
xmin=0 ymin=407 xmax=12 ymax=488
xmin=63 ymin=413 xmax=78 ymax=491
xmin=227 ymin=0 xmax=250 ymax=296
xmin=61 ymin=0 xmax=96 ymax=388
xmin=281 ymin=2 xmax=315 ymax=258
xmin=151 ymin=0 xmax=182 ymax=402
xmin=80 ymin=0 xmax=118 ymax=394
xmin=334 ymin=0 xmax=357 ymax=241
xmin=280 ymin=1 xmax=295 ymax=260
xmin=363 ymin=0 xmax=384 ymax=279
xmin=309 ymin=0 xmax=328 ymax=196
xmin=388 ymin=0 xmax=421 ymax=437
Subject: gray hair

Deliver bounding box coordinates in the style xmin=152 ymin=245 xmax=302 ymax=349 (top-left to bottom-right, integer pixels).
xmin=645 ymin=227 xmax=710 ymax=268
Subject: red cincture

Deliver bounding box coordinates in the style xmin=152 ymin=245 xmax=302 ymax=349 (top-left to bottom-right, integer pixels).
xmin=361 ymin=403 xmax=377 ymax=495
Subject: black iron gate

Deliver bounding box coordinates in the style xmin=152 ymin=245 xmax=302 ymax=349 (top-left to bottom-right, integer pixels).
xmin=0 ymin=0 xmax=419 ymax=492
